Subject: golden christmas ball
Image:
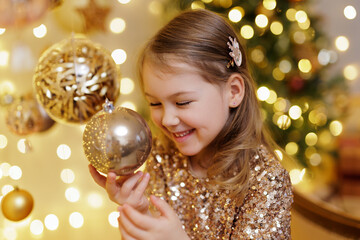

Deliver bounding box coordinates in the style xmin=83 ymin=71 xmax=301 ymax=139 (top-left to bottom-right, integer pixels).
xmin=1 ymin=188 xmax=34 ymax=221
xmin=33 ymin=36 xmax=120 ymax=124
xmin=83 ymin=101 xmax=152 ymax=175
xmin=6 ymin=93 xmax=55 ymax=136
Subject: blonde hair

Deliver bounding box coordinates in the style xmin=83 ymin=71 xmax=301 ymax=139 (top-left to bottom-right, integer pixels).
xmin=138 ymin=9 xmax=281 ymax=202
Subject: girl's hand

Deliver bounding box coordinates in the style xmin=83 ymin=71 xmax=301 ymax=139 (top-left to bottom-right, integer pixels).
xmin=88 ymin=164 xmax=150 ymax=214
xmin=118 ymin=195 xmax=190 ymax=240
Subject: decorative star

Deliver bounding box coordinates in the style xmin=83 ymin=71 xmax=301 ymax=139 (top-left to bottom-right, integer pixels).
xmin=76 ymin=0 xmax=110 ymax=33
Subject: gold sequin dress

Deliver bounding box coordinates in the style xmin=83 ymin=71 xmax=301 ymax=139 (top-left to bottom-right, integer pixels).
xmin=145 ymin=139 xmax=293 ymax=239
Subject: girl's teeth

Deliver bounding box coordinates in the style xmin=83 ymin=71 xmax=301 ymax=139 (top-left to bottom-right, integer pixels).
xmin=174 ymin=130 xmax=191 ymax=137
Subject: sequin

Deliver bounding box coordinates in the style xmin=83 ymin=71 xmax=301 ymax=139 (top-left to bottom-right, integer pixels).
xmin=145 ymin=139 xmax=293 ymax=239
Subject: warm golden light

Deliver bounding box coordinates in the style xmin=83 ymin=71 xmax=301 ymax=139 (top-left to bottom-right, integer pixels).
xmin=117 ymin=0 xmax=131 ymax=4
xmin=240 ymin=25 xmax=254 ymax=39
xmin=9 ymin=166 xmax=22 ymax=180
xmin=298 ymin=19 xmax=310 ymax=30
xmin=0 ymin=28 xmax=5 ymax=35
xmin=44 ymin=214 xmax=59 ymax=231
xmin=120 ymin=101 xmax=136 ymax=111
xmin=255 ymin=14 xmax=269 ymax=28
xmin=120 ymin=77 xmax=135 ymax=94
xmin=318 ymin=49 xmax=331 ymax=65
xmin=228 ymin=7 xmax=243 ymax=23
xmin=251 ymin=48 xmax=264 ymax=63
xmin=274 ymin=149 xmax=283 ymax=161
xmin=286 ymin=8 xmax=297 ymax=21
xmin=109 ymin=18 xmax=126 ymax=34
xmin=265 ymin=90 xmax=277 ymax=104
xmin=272 ymin=67 xmax=285 ymax=81
xmin=344 ymin=5 xmax=357 ymax=20
xmin=273 ymin=98 xmax=288 ymax=112
xmin=69 ymin=212 xmax=84 ymax=228
xmin=0 ymin=135 xmax=8 ymax=149
xmin=289 ymin=168 xmax=305 ymax=185
xmin=57 ymin=144 xmax=71 ymax=160
xmin=263 ymin=0 xmax=276 ymax=10
xmin=60 ymin=169 xmax=75 ymax=184
xmin=33 ymin=24 xmax=47 ymax=38
xmin=1 ymin=184 xmax=14 ymax=195
xmin=87 ymin=192 xmax=104 ymax=208
xmin=335 ymin=36 xmax=350 ymax=52
xmin=309 ymin=153 xmax=321 ymax=166
xmin=285 ymin=142 xmax=298 ymax=155
xmin=305 ymin=132 xmax=318 ymax=146
xmin=30 ymin=220 xmax=44 ymax=235
xmin=0 ymin=51 xmax=9 ymax=66
xmin=293 ymin=31 xmax=306 ymax=44
xmin=295 ymin=10 xmax=308 ymax=23
xmin=111 ymin=49 xmax=127 ymax=64
xmin=257 ymin=86 xmax=270 ymax=101
xmin=288 ymin=105 xmax=302 ymax=120
xmin=270 ymin=21 xmax=283 ymax=35
xmin=343 ymin=64 xmax=358 ymax=80
xmin=191 ymin=1 xmax=205 ymax=9
xmin=298 ymin=59 xmax=312 ymax=73
xmin=329 ymin=120 xmax=343 ymax=136
xmin=17 ymin=139 xmax=28 ymax=154
xmin=149 ymin=1 xmax=163 ymax=15
xmin=108 ymin=211 xmax=120 ymax=227
xmin=279 ymin=59 xmax=292 ymax=74
xmin=65 ymin=187 xmax=80 ymax=202
xmin=277 ymin=115 xmax=291 ymax=130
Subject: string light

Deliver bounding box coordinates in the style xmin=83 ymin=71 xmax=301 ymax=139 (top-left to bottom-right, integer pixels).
xmin=109 ymin=18 xmax=126 ymax=34
xmin=255 ymin=14 xmax=269 ymax=28
xmin=57 ymin=144 xmax=72 ymax=160
xmin=270 ymin=21 xmax=283 ymax=35
xmin=343 ymin=64 xmax=358 ymax=80
xmin=60 ymin=169 xmax=75 ymax=184
xmin=44 ymin=214 xmax=59 ymax=231
xmin=257 ymin=86 xmax=270 ymax=101
xmin=329 ymin=120 xmax=343 ymax=136
xmin=69 ymin=212 xmax=84 ymax=228
xmin=65 ymin=187 xmax=80 ymax=202
xmin=228 ymin=7 xmax=243 ymax=23
xmin=286 ymin=8 xmax=297 ymax=21
xmin=298 ymin=59 xmax=312 ymax=73
xmin=120 ymin=77 xmax=135 ymax=94
xmin=263 ymin=0 xmax=276 ymax=10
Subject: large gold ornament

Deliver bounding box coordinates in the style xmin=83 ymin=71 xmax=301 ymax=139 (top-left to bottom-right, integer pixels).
xmin=1 ymin=187 xmax=34 ymax=221
xmin=33 ymin=36 xmax=120 ymax=124
xmin=83 ymin=101 xmax=152 ymax=175
xmin=6 ymin=93 xmax=55 ymax=136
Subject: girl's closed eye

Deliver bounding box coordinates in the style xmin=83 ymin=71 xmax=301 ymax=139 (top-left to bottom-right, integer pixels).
xmin=176 ymin=101 xmax=192 ymax=106
xmin=149 ymin=102 xmax=161 ymax=107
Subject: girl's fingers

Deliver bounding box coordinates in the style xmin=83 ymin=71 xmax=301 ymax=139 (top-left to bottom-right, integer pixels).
xmin=119 ymin=206 xmax=147 ymax=239
xmin=105 ymin=171 xmax=119 ymax=197
xmin=88 ymin=165 xmax=106 ymax=188
xmin=120 ymin=171 xmax=144 ymax=195
xmin=134 ymin=173 xmax=150 ymax=196
xmin=150 ymin=195 xmax=173 ymax=218
xmin=118 ymin=218 xmax=137 ymax=240
xmin=121 ymin=204 xmax=153 ymax=230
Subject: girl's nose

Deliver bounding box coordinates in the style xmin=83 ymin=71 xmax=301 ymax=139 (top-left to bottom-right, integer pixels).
xmin=162 ymin=108 xmax=180 ymax=127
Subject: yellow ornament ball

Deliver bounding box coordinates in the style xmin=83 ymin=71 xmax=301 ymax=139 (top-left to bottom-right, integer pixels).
xmin=1 ymin=188 xmax=34 ymax=221
xmin=33 ymin=36 xmax=120 ymax=124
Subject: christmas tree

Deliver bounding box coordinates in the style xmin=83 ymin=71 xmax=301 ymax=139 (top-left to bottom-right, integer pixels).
xmin=163 ymin=0 xmax=348 ymax=186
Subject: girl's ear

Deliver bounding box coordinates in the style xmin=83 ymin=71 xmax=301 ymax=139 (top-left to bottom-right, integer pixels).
xmin=226 ymin=73 xmax=245 ymax=108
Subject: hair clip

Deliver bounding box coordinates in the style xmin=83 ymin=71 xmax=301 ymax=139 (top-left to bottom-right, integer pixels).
xmin=227 ymin=36 xmax=242 ymax=68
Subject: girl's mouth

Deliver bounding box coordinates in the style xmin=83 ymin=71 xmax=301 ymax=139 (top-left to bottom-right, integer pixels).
xmin=173 ymin=129 xmax=194 ymax=139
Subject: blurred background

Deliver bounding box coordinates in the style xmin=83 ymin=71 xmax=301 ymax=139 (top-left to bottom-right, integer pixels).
xmin=0 ymin=0 xmax=359 ymax=239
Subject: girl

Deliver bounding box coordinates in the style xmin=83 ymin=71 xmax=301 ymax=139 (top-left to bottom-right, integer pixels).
xmin=89 ymin=9 xmax=293 ymax=240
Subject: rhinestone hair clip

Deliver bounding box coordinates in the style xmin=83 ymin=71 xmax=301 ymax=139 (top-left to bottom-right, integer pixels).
xmin=227 ymin=36 xmax=242 ymax=68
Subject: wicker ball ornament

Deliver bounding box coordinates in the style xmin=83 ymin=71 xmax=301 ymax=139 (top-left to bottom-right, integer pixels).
xmin=33 ymin=36 xmax=120 ymax=124
xmin=83 ymin=101 xmax=152 ymax=175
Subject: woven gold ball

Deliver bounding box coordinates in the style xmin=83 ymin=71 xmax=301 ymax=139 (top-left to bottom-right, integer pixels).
xmin=33 ymin=36 xmax=120 ymax=124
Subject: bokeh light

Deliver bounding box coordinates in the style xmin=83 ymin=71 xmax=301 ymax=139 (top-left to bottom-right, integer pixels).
xmin=335 ymin=36 xmax=349 ymax=52
xmin=263 ymin=0 xmax=276 ymax=10
xmin=305 ymin=132 xmax=318 ymax=146
xmin=295 ymin=10 xmax=308 ymax=23
xmin=329 ymin=120 xmax=343 ymax=136
xmin=30 ymin=220 xmax=44 ymax=236
xmin=2 ymin=185 xmax=14 ymax=195
xmin=65 ymin=187 xmax=80 ymax=202
xmin=69 ymin=212 xmax=84 ymax=228
xmin=44 ymin=214 xmax=59 ymax=231
xmin=109 ymin=18 xmax=126 ymax=34
xmin=289 ymin=168 xmax=305 ymax=185
xmin=117 ymin=0 xmax=131 ymax=4
xmin=288 ymin=105 xmax=302 ymax=120
xmin=120 ymin=101 xmax=136 ymax=111
xmin=286 ymin=8 xmax=297 ymax=21
xmin=0 ymin=134 xmax=8 ymax=149
xmin=191 ymin=1 xmax=205 ymax=9
xmin=120 ymin=77 xmax=135 ymax=94
xmin=33 ymin=24 xmax=47 ymax=38
xmin=0 ymin=51 xmax=9 ymax=66
xmin=57 ymin=144 xmax=71 ymax=160
xmin=87 ymin=192 xmax=104 ymax=208
xmin=9 ymin=166 xmax=22 ymax=180
xmin=298 ymin=59 xmax=312 ymax=73
xmin=111 ymin=49 xmax=127 ymax=64
xmin=255 ymin=14 xmax=268 ymax=28
xmin=270 ymin=21 xmax=283 ymax=35
xmin=228 ymin=7 xmax=243 ymax=23
xmin=60 ymin=169 xmax=75 ymax=184
xmin=0 ymin=28 xmax=5 ymax=35
xmin=343 ymin=64 xmax=358 ymax=80
xmin=344 ymin=5 xmax=357 ymax=20
xmin=108 ymin=211 xmax=120 ymax=227
xmin=257 ymin=86 xmax=270 ymax=101
xmin=240 ymin=25 xmax=254 ymax=39
xmin=285 ymin=142 xmax=298 ymax=155
xmin=309 ymin=153 xmax=322 ymax=166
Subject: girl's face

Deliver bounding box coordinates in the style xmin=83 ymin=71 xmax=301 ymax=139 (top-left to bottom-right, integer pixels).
xmin=143 ymin=60 xmax=231 ymax=160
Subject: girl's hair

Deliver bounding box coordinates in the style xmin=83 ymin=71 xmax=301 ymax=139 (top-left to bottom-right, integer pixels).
xmin=138 ymin=9 xmax=281 ymax=202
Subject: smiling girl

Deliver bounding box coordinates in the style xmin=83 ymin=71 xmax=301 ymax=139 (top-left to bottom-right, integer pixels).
xmin=89 ymin=9 xmax=293 ymax=240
